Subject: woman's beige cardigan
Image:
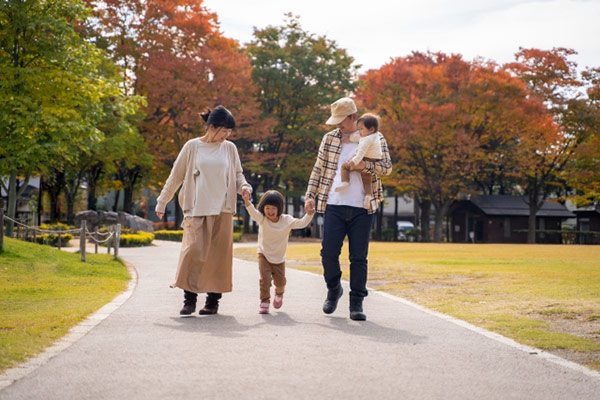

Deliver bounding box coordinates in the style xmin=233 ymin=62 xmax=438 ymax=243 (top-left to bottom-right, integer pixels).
xmin=155 ymin=138 xmax=252 ymax=217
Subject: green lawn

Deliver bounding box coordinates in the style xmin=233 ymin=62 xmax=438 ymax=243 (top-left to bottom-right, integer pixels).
xmin=0 ymin=238 xmax=130 ymax=372
xmin=235 ymin=242 xmax=600 ymax=371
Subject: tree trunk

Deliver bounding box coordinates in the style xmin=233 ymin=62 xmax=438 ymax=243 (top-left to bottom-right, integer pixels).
xmin=527 ymin=191 xmax=541 ymax=244
xmin=6 ymin=169 xmax=18 ymax=236
xmin=86 ymin=164 xmax=102 ymax=211
xmin=420 ymin=198 xmax=431 ymax=242
xmin=433 ymin=201 xmax=450 ymax=243
xmin=37 ymin=177 xmax=43 ymax=226
xmin=393 ymin=194 xmax=399 ymax=241
xmin=372 ymin=202 xmax=383 ymax=241
xmin=112 ymin=189 xmax=120 ymax=212
xmin=44 ymin=172 xmax=65 ymax=223
xmin=65 ymin=191 xmax=76 ymax=225
xmin=174 ymin=196 xmax=183 ymax=229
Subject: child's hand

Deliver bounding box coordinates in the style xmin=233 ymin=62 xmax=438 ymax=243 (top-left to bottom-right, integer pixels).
xmin=307 ymin=207 xmax=316 ymax=216
xmin=346 ymin=160 xmax=355 ymax=169
xmin=242 ymin=190 xmax=251 ymax=204
xmin=342 ymin=136 xmax=350 ymax=143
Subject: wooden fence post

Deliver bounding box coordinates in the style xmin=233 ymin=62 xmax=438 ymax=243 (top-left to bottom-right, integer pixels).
xmin=114 ymin=224 xmax=121 ymax=260
xmin=107 ymin=226 xmax=112 ymax=255
xmin=94 ymin=229 xmax=98 ymax=254
xmin=80 ymin=220 xmax=86 ymax=262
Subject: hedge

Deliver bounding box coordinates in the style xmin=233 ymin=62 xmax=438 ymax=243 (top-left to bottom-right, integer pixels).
xmin=153 ymin=230 xmax=243 ymax=243
xmin=119 ymin=231 xmax=154 ymax=247
xmin=99 ymin=231 xmax=154 ymax=247
xmin=35 ymin=233 xmax=74 ymax=247
xmin=154 ymin=230 xmax=183 ymax=242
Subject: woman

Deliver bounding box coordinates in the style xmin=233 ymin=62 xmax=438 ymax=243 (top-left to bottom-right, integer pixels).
xmin=155 ymin=106 xmax=251 ymax=316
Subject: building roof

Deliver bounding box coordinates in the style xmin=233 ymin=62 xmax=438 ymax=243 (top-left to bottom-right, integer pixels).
xmin=461 ymin=195 xmax=575 ymax=218
xmin=572 ymin=203 xmax=600 ymax=215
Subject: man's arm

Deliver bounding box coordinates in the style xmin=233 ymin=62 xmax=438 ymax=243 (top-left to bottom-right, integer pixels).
xmin=305 ymin=135 xmax=327 ymax=201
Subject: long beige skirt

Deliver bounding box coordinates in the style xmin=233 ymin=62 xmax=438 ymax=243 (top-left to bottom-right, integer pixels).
xmin=171 ymin=213 xmax=233 ymax=293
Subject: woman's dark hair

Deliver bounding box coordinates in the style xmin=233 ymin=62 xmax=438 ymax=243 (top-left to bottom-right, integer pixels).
xmin=200 ymin=105 xmax=236 ymax=130
xmin=357 ymin=113 xmax=379 ymax=132
xmin=257 ymin=190 xmax=285 ymax=217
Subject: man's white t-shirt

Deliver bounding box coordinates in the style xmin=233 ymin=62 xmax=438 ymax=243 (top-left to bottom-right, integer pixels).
xmin=327 ymin=131 xmax=365 ymax=208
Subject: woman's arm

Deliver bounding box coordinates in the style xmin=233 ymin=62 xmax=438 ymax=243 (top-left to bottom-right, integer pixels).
xmin=232 ymin=144 xmax=252 ymax=195
xmin=155 ymin=141 xmax=191 ymax=215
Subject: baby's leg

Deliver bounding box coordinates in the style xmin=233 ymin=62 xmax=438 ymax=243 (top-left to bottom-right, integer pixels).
xmin=335 ymin=163 xmax=352 ymax=191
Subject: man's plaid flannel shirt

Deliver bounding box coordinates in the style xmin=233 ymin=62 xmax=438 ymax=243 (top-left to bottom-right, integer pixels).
xmin=305 ymin=129 xmax=392 ymax=214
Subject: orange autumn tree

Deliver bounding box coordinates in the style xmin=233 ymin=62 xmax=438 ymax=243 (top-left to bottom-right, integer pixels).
xmin=88 ymin=0 xmax=271 ymax=225
xmin=568 ymin=67 xmax=600 ymax=203
xmin=505 ymin=48 xmax=595 ymax=242
xmin=357 ymin=52 xmax=554 ymax=242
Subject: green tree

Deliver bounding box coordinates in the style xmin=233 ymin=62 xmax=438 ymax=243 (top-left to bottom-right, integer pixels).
xmin=246 ymin=13 xmax=359 ymax=200
xmin=0 ymin=0 xmax=117 ymax=232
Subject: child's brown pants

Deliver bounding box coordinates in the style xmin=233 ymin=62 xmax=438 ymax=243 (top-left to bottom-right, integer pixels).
xmin=258 ymin=253 xmax=286 ymax=302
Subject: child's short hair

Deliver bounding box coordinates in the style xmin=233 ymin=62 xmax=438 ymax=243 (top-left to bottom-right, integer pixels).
xmin=257 ymin=190 xmax=285 ymax=216
xmin=357 ymin=113 xmax=379 ymax=132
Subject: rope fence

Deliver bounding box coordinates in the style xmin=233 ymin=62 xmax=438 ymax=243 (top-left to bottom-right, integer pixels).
xmin=1 ymin=208 xmax=121 ymax=262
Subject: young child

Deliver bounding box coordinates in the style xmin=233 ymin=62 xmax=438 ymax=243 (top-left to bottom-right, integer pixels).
xmin=242 ymin=190 xmax=315 ymax=314
xmin=335 ymin=113 xmax=384 ymax=209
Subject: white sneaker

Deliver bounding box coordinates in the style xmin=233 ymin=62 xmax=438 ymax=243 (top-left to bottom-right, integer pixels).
xmin=335 ymin=182 xmax=350 ymax=192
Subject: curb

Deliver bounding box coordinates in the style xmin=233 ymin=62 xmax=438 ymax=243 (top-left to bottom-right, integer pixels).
xmin=0 ymin=262 xmax=138 ymax=392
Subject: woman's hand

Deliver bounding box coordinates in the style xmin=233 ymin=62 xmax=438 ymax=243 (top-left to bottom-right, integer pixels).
xmin=241 ymin=189 xmax=251 ymax=205
xmin=156 ymin=212 xmax=164 ymax=220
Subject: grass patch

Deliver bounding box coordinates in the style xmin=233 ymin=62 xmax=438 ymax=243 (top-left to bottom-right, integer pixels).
xmin=234 ymin=242 xmax=600 ymax=370
xmin=0 ymin=238 xmax=130 ymax=373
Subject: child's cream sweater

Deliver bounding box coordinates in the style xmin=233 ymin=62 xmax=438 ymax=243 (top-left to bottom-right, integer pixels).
xmin=245 ymin=202 xmax=313 ymax=264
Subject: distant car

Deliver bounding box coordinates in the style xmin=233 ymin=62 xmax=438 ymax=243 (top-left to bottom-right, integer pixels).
xmin=397 ymin=221 xmax=415 ymax=241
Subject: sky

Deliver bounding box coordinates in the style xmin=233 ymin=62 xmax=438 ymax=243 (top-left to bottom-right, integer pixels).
xmin=202 ymin=0 xmax=600 ymax=73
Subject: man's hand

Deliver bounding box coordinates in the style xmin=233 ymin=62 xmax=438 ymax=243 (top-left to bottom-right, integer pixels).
xmin=305 ymin=197 xmax=315 ymax=214
xmin=351 ymin=160 xmax=366 ymax=171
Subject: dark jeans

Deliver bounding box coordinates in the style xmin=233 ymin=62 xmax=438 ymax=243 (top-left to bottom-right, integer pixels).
xmin=320 ymin=205 xmax=374 ymax=299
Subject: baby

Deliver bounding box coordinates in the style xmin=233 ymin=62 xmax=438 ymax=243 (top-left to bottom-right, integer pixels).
xmin=335 ymin=113 xmax=383 ymax=209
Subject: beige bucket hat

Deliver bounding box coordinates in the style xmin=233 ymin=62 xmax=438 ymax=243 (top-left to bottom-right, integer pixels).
xmin=326 ymin=97 xmax=357 ymax=125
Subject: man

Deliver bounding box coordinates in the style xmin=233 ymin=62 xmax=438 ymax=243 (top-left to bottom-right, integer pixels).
xmin=305 ymin=97 xmax=392 ymax=320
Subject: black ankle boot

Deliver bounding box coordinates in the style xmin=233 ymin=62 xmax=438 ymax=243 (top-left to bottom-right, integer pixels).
xmin=180 ymin=290 xmax=197 ymax=316
xmin=322 ymin=284 xmax=343 ymax=314
xmin=349 ymin=296 xmax=366 ymax=321
xmin=199 ymin=292 xmax=221 ymax=315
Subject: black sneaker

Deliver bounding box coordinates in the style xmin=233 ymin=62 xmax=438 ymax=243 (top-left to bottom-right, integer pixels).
xmin=180 ymin=303 xmax=196 ymax=317
xmin=322 ymin=284 xmax=343 ymax=314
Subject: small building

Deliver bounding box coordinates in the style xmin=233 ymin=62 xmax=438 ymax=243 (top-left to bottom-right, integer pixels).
xmin=448 ymin=195 xmax=575 ymax=244
xmin=573 ymin=204 xmax=600 ymax=245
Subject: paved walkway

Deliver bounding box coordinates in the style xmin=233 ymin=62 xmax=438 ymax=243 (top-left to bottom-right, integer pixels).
xmin=1 ymin=240 xmax=600 ymax=399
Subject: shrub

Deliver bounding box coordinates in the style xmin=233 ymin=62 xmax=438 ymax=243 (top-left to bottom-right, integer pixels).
xmin=154 ymin=230 xmax=183 ymax=242
xmin=35 ymin=233 xmax=74 ymax=247
xmin=119 ymin=231 xmax=154 ymax=247
xmin=233 ymin=231 xmax=243 ymax=242
xmin=99 ymin=231 xmax=154 ymax=247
